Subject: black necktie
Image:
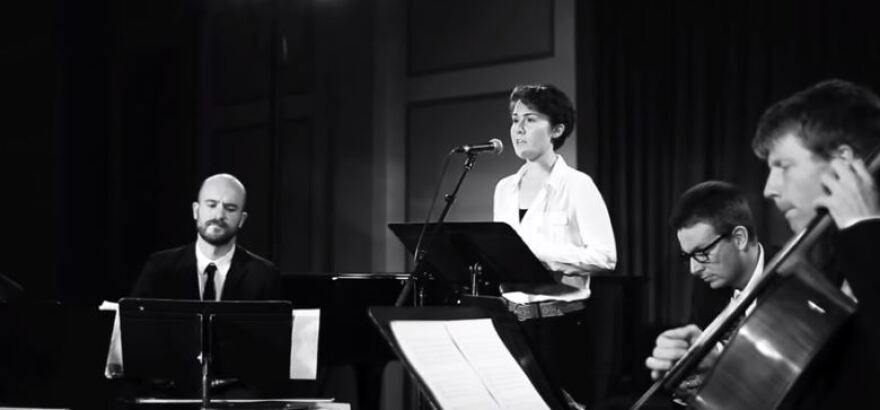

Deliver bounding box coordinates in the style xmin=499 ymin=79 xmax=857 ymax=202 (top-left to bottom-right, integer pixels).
xmin=203 ymin=263 xmax=217 ymax=301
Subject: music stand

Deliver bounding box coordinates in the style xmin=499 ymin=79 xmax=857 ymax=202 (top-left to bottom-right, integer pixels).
xmin=368 ymin=299 xmax=567 ymax=410
xmin=388 ymin=222 xmax=555 ymax=296
xmin=119 ymin=298 xmax=292 ymax=409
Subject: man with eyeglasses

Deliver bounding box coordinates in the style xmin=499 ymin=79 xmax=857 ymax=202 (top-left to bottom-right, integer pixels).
xmin=642 ymin=80 xmax=880 ymax=407
xmin=644 ymin=181 xmax=765 ymax=389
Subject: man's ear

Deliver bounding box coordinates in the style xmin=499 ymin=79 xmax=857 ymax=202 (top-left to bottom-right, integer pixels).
xmin=192 ymin=202 xmax=199 ymax=220
xmin=732 ymin=225 xmax=749 ymax=250
xmin=239 ymin=211 xmax=248 ymax=229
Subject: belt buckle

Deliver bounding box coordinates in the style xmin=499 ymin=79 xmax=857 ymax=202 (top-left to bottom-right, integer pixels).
xmin=523 ymin=303 xmax=540 ymax=321
xmin=510 ymin=302 xmax=537 ymax=321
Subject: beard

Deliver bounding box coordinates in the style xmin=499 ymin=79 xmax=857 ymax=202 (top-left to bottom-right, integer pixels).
xmin=197 ymin=219 xmax=238 ymax=246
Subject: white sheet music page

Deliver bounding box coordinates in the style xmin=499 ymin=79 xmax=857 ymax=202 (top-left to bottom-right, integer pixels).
xmin=446 ymin=319 xmax=550 ymax=410
xmin=390 ymin=319 xmax=550 ymax=410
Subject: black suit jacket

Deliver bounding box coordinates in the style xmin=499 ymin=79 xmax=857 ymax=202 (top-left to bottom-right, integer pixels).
xmin=131 ymin=242 xmax=281 ymax=300
xmin=783 ymin=219 xmax=880 ymax=409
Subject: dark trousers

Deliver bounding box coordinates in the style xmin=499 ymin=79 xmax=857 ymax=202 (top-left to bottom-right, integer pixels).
xmin=518 ymin=307 xmax=592 ymax=405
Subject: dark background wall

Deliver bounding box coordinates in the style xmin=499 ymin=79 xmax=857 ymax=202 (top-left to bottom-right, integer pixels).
xmin=5 ymin=0 xmax=880 ymax=407
xmin=4 ymin=1 xmax=55 ymax=303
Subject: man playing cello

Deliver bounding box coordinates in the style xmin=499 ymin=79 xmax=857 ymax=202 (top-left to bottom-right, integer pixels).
xmin=646 ymin=79 xmax=880 ymax=408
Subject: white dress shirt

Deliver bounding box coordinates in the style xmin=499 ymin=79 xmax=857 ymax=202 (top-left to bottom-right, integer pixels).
xmin=194 ymin=235 xmax=235 ymax=301
xmin=494 ymin=156 xmax=617 ymax=302
xmin=731 ymin=243 xmax=765 ymax=315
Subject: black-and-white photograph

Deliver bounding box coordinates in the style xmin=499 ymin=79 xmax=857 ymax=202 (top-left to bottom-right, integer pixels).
xmin=3 ymin=0 xmax=880 ymax=409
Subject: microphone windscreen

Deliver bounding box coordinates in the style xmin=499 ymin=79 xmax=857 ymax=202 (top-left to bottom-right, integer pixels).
xmin=489 ymin=138 xmax=504 ymax=155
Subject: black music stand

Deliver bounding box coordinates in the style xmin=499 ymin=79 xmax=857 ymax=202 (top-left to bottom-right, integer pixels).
xmin=388 ymin=222 xmax=555 ymax=296
xmin=119 ymin=298 xmax=293 ymax=409
xmin=368 ymin=300 xmax=567 ymax=410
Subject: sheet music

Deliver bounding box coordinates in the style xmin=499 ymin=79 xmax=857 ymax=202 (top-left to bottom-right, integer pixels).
xmin=290 ymin=308 xmax=320 ymax=379
xmin=390 ymin=319 xmax=550 ymax=410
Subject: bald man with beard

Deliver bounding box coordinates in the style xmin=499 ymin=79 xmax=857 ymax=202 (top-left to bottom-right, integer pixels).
xmin=131 ymin=173 xmax=280 ymax=301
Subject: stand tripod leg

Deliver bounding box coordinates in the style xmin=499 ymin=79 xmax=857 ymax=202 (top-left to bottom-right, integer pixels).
xmin=199 ymin=313 xmax=213 ymax=410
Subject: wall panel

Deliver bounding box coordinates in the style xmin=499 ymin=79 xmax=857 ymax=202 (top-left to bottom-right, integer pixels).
xmin=408 ymin=0 xmax=554 ymax=74
xmin=406 ymin=93 xmax=518 ymax=222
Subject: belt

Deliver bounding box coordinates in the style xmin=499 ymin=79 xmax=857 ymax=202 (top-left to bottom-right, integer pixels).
xmin=506 ymin=299 xmax=586 ymax=322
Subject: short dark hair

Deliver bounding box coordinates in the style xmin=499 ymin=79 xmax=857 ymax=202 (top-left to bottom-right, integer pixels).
xmin=509 ymin=84 xmax=576 ymax=150
xmin=753 ymin=79 xmax=880 ymax=160
xmin=669 ymin=181 xmax=756 ymax=242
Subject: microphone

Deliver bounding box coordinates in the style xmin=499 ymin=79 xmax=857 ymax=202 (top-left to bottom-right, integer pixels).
xmin=452 ymin=138 xmax=504 ymax=155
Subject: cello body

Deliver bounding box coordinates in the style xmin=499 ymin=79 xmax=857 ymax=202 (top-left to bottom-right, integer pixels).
xmin=690 ymin=261 xmax=855 ymax=409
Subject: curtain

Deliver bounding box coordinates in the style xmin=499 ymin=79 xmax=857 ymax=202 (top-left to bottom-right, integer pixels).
xmin=578 ymin=0 xmax=880 ymax=327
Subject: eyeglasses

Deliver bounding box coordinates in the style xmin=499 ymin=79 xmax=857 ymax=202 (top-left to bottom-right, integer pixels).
xmin=681 ymin=232 xmax=730 ymax=263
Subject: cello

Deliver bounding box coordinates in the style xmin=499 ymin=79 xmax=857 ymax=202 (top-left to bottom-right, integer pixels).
xmin=632 ymin=152 xmax=880 ymax=410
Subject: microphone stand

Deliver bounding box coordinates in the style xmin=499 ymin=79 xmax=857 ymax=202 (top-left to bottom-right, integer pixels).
xmin=394 ymin=153 xmax=479 ymax=307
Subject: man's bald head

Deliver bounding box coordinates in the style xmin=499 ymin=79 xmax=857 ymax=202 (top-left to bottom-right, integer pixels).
xmin=198 ymin=173 xmax=247 ymax=209
xmin=193 ymin=174 xmax=248 ymax=246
